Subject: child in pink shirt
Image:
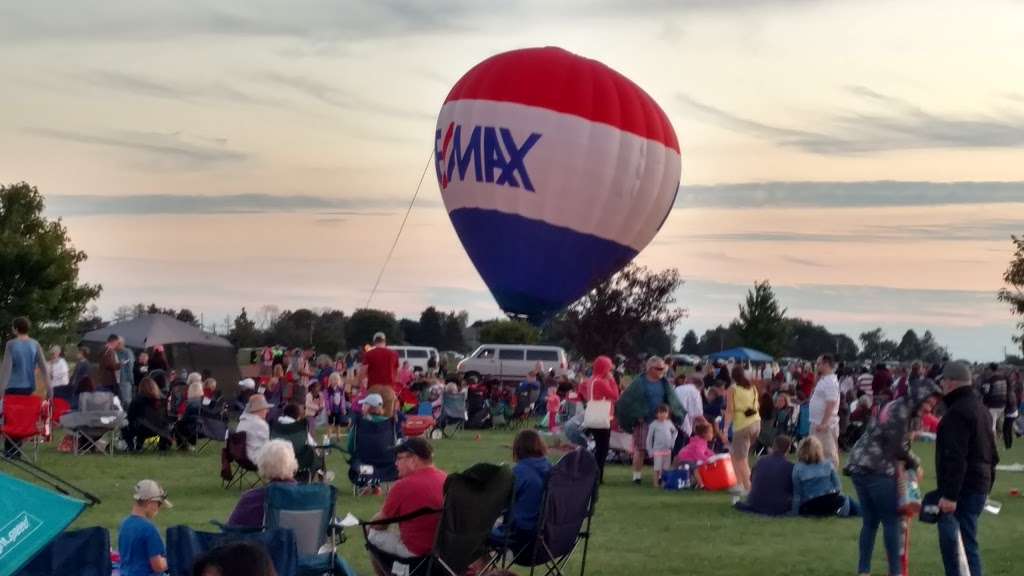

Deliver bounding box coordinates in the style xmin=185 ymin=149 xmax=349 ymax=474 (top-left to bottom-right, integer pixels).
xmin=676 ymin=420 xmax=715 ymax=488
xmin=546 ymin=386 xmax=561 ymax=433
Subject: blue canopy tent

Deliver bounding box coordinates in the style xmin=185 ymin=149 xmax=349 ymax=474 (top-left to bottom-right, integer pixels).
xmin=707 ymin=347 xmax=774 ymax=363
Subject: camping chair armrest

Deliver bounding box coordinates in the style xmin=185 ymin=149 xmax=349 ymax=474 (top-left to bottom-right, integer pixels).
xmin=210 ymin=520 xmax=262 ymax=534
xmin=360 ymin=506 xmax=441 ymax=529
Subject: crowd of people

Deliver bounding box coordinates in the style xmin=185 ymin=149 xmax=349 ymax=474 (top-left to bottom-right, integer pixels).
xmin=2 ymin=314 xmax=1021 ymax=576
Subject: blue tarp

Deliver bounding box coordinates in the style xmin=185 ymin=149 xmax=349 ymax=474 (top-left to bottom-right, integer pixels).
xmin=707 ymin=347 xmax=774 ymax=363
xmin=0 ymin=472 xmax=87 ymax=576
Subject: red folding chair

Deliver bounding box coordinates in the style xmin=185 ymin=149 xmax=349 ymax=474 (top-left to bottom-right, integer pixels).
xmin=1 ymin=394 xmax=46 ymax=461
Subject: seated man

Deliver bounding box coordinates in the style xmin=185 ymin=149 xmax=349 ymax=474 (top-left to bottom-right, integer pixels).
xmin=735 ymin=435 xmax=795 ymax=516
xmin=366 ymin=438 xmax=447 ymax=575
xmin=236 ymin=394 xmax=271 ymax=463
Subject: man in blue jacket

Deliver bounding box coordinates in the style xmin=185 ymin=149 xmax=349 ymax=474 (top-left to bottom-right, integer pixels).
xmin=0 ymin=317 xmax=50 ymax=457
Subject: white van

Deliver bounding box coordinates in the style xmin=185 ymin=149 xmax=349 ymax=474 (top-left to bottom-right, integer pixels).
xmin=390 ymin=346 xmax=440 ymax=372
xmin=457 ymin=344 xmax=568 ymax=381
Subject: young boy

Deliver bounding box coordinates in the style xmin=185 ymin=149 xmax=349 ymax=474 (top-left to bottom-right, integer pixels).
xmin=119 ymin=479 xmax=171 ymax=576
xmin=645 ymin=404 xmax=678 ymax=487
xmin=546 ymin=385 xmax=561 ymax=433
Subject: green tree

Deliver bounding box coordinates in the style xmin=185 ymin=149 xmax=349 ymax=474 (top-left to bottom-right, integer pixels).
xmin=312 ymin=310 xmax=347 ymax=355
xmin=478 ymin=319 xmax=539 ymax=344
xmin=418 ymin=307 xmax=445 ymax=349
xmin=736 ymin=280 xmax=788 ymax=357
xmin=835 ymin=333 xmax=860 ymax=361
xmin=0 ymin=182 xmax=101 ymax=340
xmin=442 ymin=312 xmax=467 ymax=352
xmin=175 ymin=308 xmax=199 ymax=326
xmin=561 ymin=264 xmax=686 ymax=359
xmin=625 ymin=322 xmax=674 ymax=357
xmin=859 ymin=327 xmax=898 ymax=362
xmin=697 ymin=323 xmax=742 ymax=355
xmin=229 ymin=307 xmax=261 ymax=347
xmin=346 ymin=309 xmax=401 ymax=348
xmin=918 ymin=330 xmax=948 ymax=364
xmin=999 ymin=235 xmax=1024 ymax=355
xmin=679 ymin=329 xmax=700 ymax=354
xmin=399 ymin=319 xmax=420 ymax=344
xmin=896 ymin=329 xmax=922 ymax=361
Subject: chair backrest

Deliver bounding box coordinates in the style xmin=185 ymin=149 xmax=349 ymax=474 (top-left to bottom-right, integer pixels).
xmin=263 ymin=483 xmax=336 ymax=559
xmin=354 ymin=416 xmax=397 ymax=468
xmin=166 ymin=525 xmax=298 ymax=576
xmin=536 ymin=449 xmax=598 ymax=560
xmin=433 ymin=463 xmax=514 ymax=574
xmin=442 ymin=393 xmax=466 ymax=418
xmin=270 ymin=420 xmax=316 ymax=471
xmin=227 ymin=431 xmax=250 ymax=463
xmin=78 ymin=391 xmax=116 ymax=413
xmin=1 ymin=394 xmax=44 ymax=437
xmin=201 ymin=415 xmax=230 ymax=442
xmin=14 ymin=526 xmax=111 ymax=576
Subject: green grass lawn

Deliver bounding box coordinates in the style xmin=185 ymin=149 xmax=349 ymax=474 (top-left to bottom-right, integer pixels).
xmin=7 ymin=428 xmax=1024 ymax=575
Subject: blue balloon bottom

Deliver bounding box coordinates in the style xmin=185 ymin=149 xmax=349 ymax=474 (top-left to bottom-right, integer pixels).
xmin=448 ymin=208 xmax=638 ymax=321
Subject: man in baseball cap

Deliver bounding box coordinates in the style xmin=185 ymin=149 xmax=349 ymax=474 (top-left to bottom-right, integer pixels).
xmin=119 ymin=479 xmax=170 ymax=576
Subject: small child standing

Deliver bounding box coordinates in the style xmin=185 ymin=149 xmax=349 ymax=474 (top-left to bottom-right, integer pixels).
xmin=325 ymin=372 xmax=347 ymax=438
xmin=305 ymin=381 xmax=325 ymax=437
xmin=118 ymin=479 xmax=170 ymax=576
xmin=546 ymin=385 xmax=561 ymax=433
xmin=646 ymin=404 xmax=678 ymax=487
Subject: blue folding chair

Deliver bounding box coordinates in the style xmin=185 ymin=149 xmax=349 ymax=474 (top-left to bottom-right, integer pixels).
xmin=15 ymin=527 xmax=111 ymax=576
xmin=264 ymin=483 xmax=357 ymax=576
xmin=166 ymin=525 xmax=299 ymax=576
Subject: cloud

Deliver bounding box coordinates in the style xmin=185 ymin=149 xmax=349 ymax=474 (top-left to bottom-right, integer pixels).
xmin=678 ymin=86 xmax=1024 ymax=154
xmin=44 ymin=193 xmax=439 ymax=216
xmin=674 ymin=218 xmax=1021 ymax=244
xmin=260 ymin=72 xmax=434 ymax=121
xmin=678 ymin=180 xmax=1024 ymax=209
xmin=25 ymin=127 xmax=247 ymax=169
xmin=83 ymin=70 xmax=282 ymax=107
xmin=781 ymin=256 xmax=828 ymax=268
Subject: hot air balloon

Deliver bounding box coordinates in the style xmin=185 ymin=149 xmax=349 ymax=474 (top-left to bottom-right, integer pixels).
xmin=435 ymin=47 xmax=681 ymax=324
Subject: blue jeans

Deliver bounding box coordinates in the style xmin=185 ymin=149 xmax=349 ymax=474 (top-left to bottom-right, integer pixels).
xmin=938 ymin=491 xmax=987 ymax=576
xmin=852 ymin=473 xmax=901 ymax=575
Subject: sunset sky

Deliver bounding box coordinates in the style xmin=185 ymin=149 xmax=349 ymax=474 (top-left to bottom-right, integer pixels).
xmin=2 ymin=1 xmax=1022 ymax=360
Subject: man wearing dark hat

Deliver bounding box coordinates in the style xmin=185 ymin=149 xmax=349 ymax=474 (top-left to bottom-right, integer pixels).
xmin=935 ymin=361 xmax=998 ymax=576
xmin=366 ymin=437 xmax=447 ymax=575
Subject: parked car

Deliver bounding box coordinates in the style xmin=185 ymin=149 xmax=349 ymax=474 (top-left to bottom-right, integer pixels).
xmin=457 ymin=344 xmax=568 ymax=382
xmin=390 ymin=346 xmax=440 ymax=372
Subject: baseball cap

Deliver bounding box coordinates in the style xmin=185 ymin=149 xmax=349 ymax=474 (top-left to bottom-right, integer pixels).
xmin=133 ymin=479 xmax=172 ymax=508
xmin=395 ymin=437 xmax=433 ymax=461
xmin=373 ymin=332 xmax=386 ymax=342
xmin=363 ymin=393 xmax=384 ymax=409
xmin=942 ymin=361 xmax=972 ymax=383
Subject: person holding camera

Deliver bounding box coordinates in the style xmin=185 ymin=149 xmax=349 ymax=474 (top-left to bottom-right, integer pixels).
xmin=724 ymin=365 xmax=761 ymax=495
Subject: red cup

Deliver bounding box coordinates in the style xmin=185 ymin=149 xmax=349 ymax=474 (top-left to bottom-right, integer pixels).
xmin=1010 ymin=489 xmax=1020 ymax=497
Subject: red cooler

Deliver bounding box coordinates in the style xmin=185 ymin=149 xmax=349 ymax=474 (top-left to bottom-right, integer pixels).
xmin=698 ymin=453 xmax=737 ymax=491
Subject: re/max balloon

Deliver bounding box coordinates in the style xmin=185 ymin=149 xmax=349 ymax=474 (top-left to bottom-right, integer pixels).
xmin=435 ymin=46 xmax=681 ymax=324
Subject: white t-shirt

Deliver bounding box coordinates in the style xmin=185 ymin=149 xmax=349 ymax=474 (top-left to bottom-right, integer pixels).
xmin=809 ymin=373 xmax=840 ymax=429
xmin=673 ymin=384 xmax=704 ymax=436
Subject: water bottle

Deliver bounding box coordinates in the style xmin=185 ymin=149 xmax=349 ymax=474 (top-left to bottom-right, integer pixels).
xmin=322 ymin=434 xmax=330 ymax=448
xmin=900 ymin=469 xmax=921 ymax=515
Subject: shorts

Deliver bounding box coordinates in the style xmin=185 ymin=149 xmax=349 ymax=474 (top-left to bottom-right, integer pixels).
xmin=652 ymin=453 xmax=672 ymax=472
xmin=328 ymin=413 xmax=348 ymax=426
xmin=632 ymin=422 xmax=651 ymax=453
xmin=813 ymin=426 xmax=839 ymax=466
xmin=367 ymin=527 xmax=415 ymax=560
xmin=730 ymin=421 xmax=761 ymax=459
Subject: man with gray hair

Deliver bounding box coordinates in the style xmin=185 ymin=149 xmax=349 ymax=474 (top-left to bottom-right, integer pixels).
xmin=935 ymin=361 xmax=998 ymax=576
xmin=615 ymin=355 xmax=686 ymax=484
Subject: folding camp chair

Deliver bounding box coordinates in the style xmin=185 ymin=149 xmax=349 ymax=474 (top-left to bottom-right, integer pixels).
xmin=346 ymin=414 xmax=399 ymax=496
xmin=14 ymin=526 xmax=111 ymax=576
xmin=194 ymin=413 xmax=230 ymax=455
xmin=221 ymin=431 xmax=260 ymax=490
xmin=271 ymin=419 xmax=321 ymax=483
xmin=498 ymin=449 xmax=599 ymax=576
xmin=431 ymin=393 xmax=466 ymax=440
xmin=362 ymin=462 xmax=514 ymax=576
xmin=166 ymin=525 xmax=299 ymax=576
xmin=264 ymin=483 xmax=357 ymax=576
xmin=60 ymin=391 xmax=124 ymax=456
xmin=1 ymin=394 xmax=46 ymax=461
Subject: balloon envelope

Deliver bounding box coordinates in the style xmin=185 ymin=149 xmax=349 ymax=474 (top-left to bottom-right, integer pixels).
xmin=435 ymin=47 xmax=681 ymax=323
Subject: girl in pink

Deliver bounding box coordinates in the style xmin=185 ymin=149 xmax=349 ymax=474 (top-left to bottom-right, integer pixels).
xmin=676 ymin=419 xmax=716 ymax=488
xmin=546 ymin=386 xmax=561 ymax=433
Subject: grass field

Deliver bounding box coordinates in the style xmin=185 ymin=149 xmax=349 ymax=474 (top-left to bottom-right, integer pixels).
xmin=6 ymin=426 xmax=1024 ymax=576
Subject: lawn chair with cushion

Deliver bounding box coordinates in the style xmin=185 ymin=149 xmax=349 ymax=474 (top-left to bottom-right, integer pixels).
xmin=59 ymin=391 xmax=125 ymax=455
xmin=221 ymin=431 xmax=260 ymax=490
xmin=264 ymin=483 xmax=357 ymax=576
xmin=14 ymin=526 xmax=111 ymax=576
xmin=166 ymin=525 xmax=299 ymax=576
xmin=1 ymin=394 xmax=46 ymax=461
xmin=362 ymin=462 xmax=514 ymax=576
xmin=499 ymin=448 xmax=599 ymax=576
xmin=432 ymin=392 xmax=466 ymax=440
